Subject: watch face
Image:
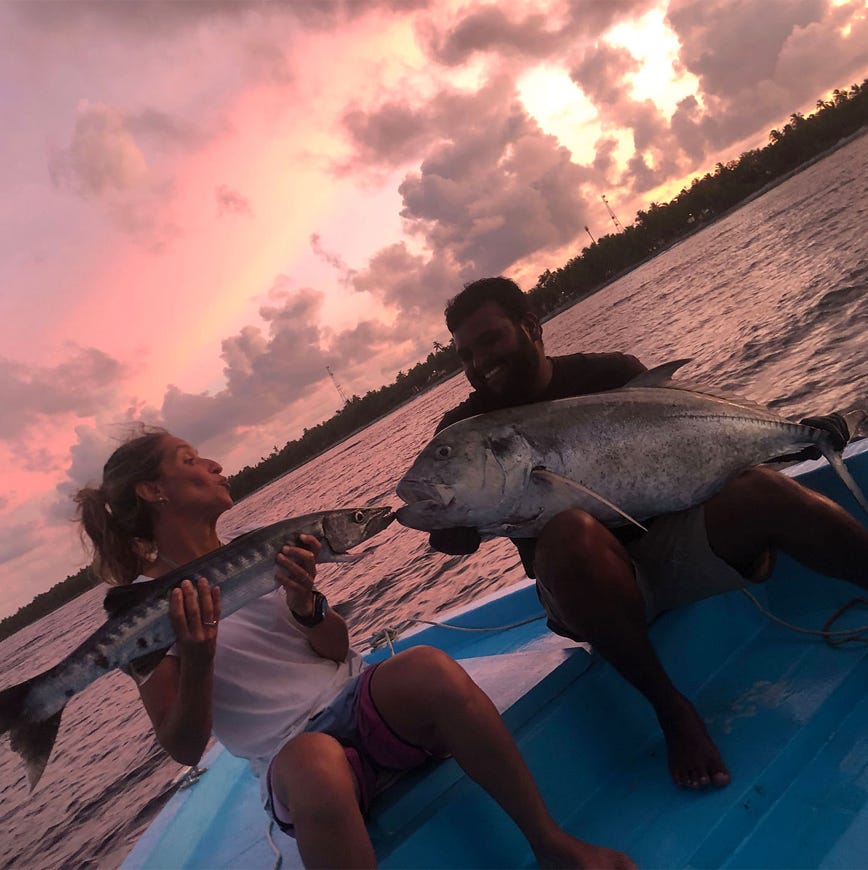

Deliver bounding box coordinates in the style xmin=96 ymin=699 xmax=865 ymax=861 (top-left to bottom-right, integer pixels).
xmin=314 ymin=592 xmax=328 ymax=620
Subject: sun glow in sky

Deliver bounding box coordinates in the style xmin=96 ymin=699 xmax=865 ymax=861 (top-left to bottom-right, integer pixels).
xmin=1 ymin=0 xmax=866 ymax=618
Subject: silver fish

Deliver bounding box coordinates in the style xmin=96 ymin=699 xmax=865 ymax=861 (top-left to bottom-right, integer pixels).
xmin=396 ymin=361 xmax=868 ymax=536
xmin=0 ymin=507 xmax=394 ymax=790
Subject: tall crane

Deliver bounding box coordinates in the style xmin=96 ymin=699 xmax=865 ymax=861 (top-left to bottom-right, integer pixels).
xmin=601 ymin=194 xmax=625 ymax=233
xmin=326 ymin=365 xmax=349 ymax=406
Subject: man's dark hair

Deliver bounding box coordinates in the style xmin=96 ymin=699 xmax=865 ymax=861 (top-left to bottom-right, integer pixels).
xmin=444 ymin=276 xmax=532 ymax=333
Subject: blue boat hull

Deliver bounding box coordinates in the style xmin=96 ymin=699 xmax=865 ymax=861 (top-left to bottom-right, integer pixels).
xmin=124 ymin=445 xmax=868 ymax=869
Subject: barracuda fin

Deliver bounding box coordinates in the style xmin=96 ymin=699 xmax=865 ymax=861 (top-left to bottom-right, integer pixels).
xmin=0 ymin=676 xmax=62 ymax=791
xmin=530 ymin=468 xmax=648 ymax=531
xmin=103 ymin=580 xmax=166 ymax=616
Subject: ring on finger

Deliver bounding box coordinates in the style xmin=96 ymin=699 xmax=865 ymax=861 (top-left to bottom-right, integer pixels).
xmin=203 ymin=619 xmax=218 ymax=627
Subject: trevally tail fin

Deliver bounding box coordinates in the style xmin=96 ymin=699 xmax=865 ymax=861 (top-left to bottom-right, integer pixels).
xmin=0 ymin=677 xmax=63 ymax=791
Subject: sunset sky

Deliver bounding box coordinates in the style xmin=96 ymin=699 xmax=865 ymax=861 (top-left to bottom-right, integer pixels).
xmin=1 ymin=0 xmax=866 ymax=617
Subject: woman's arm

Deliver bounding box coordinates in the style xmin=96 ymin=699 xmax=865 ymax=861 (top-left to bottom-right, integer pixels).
xmin=276 ymin=535 xmax=350 ymax=663
xmin=138 ymin=578 xmax=221 ymax=765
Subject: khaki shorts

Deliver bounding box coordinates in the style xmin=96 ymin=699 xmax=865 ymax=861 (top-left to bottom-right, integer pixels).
xmin=537 ymin=505 xmax=773 ymax=641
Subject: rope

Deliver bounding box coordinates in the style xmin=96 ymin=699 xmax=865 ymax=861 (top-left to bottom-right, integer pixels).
xmin=740 ymin=588 xmax=868 ymax=646
xmin=265 ymin=819 xmax=283 ymax=870
xmin=367 ymin=614 xmax=546 ymax=655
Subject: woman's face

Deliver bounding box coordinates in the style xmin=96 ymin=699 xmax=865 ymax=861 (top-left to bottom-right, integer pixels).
xmin=154 ymin=435 xmax=234 ymax=518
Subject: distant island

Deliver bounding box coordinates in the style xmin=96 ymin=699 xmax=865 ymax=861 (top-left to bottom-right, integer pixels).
xmin=1 ymin=79 xmax=865 ymax=643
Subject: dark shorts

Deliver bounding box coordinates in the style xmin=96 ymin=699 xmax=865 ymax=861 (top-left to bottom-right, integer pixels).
xmin=533 ymin=506 xmax=773 ymax=642
xmin=265 ymin=663 xmax=436 ymax=836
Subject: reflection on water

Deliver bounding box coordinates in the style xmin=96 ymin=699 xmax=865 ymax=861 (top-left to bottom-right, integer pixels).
xmin=0 ymin=134 xmax=865 ymax=870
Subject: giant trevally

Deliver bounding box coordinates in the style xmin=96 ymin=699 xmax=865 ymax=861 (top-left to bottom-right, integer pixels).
xmin=0 ymin=507 xmax=394 ymax=790
xmin=396 ymin=361 xmax=868 ymax=536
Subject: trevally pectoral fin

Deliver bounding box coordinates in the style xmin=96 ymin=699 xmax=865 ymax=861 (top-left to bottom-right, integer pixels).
xmin=530 ymin=468 xmax=648 ymax=532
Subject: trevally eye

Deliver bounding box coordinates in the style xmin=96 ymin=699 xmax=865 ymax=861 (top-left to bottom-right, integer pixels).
xmin=353 ymin=510 xmax=365 ymax=523
xmin=434 ymin=445 xmax=452 ymax=460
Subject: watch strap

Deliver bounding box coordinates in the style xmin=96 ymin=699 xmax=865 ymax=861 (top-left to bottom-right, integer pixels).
xmin=291 ymin=590 xmax=328 ymax=627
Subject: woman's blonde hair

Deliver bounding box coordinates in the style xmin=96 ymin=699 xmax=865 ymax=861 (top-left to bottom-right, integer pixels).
xmin=75 ymin=426 xmax=169 ymax=585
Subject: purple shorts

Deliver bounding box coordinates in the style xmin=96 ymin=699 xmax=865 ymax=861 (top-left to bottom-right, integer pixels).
xmin=266 ymin=663 xmax=436 ymax=835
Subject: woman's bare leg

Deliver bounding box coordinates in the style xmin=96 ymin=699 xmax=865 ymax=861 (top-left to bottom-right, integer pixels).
xmin=370 ymin=646 xmax=634 ymax=869
xmin=271 ymin=731 xmax=376 ymax=869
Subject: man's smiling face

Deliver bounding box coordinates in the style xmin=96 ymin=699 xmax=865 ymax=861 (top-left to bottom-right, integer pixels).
xmin=452 ymin=301 xmax=543 ymax=403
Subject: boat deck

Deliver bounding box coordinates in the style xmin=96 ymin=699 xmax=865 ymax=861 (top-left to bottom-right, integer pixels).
xmin=124 ymin=447 xmax=868 ymax=869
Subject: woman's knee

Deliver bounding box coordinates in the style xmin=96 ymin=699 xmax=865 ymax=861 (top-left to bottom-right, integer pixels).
xmin=393 ymin=645 xmax=470 ymax=688
xmin=272 ymin=732 xmax=357 ymax=814
xmin=388 ymin=646 xmax=480 ymax=710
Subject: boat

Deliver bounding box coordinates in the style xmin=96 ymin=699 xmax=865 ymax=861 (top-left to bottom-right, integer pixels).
xmin=123 ymin=442 xmax=868 ymax=869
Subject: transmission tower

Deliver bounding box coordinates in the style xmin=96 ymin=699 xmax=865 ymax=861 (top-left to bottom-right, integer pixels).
xmin=584 ymin=225 xmax=597 ymax=245
xmin=601 ymin=194 xmax=625 ymax=232
xmin=326 ymin=365 xmax=349 ymax=405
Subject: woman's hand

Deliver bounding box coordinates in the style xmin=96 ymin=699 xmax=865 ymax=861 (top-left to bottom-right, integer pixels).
xmin=169 ymin=577 xmax=221 ymax=666
xmin=275 ymin=534 xmax=322 ymax=618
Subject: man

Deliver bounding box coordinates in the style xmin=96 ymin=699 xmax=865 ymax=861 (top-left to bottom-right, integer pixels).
xmin=430 ymin=276 xmax=868 ymax=790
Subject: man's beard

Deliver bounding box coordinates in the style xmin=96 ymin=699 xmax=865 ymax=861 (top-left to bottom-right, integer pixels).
xmin=469 ymin=329 xmax=542 ymax=406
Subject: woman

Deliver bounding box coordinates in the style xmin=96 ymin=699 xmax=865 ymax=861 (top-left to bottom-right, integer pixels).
xmin=76 ymin=427 xmax=633 ymax=869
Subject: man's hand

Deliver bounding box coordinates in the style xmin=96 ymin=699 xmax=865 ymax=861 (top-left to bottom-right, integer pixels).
xmin=429 ymin=527 xmax=482 ymax=555
xmin=772 ymin=412 xmax=851 ymax=462
xmin=800 ymin=413 xmax=850 ymax=451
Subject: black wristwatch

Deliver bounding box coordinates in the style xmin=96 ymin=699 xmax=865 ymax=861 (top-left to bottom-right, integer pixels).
xmin=291 ymin=590 xmax=328 ymax=627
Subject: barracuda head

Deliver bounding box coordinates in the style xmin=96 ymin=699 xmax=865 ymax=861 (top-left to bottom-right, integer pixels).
xmin=396 ymin=422 xmax=530 ymax=531
xmin=319 ymin=507 xmax=395 ymax=558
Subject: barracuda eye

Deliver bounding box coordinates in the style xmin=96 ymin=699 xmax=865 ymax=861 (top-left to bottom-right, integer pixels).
xmin=434 ymin=445 xmax=452 ymax=460
xmin=353 ymin=510 xmax=365 ymax=523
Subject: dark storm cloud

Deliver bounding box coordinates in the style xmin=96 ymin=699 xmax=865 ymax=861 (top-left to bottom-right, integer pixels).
xmin=664 ymin=0 xmax=868 ymax=152
xmin=12 ymin=0 xmax=428 ymax=36
xmin=421 ymin=0 xmax=655 ymax=66
xmin=569 ymin=42 xmax=641 ymax=106
xmin=216 ymin=185 xmax=254 ymax=218
xmin=341 ymin=101 xmax=435 ymax=168
xmin=12 ymin=1 xmax=274 ymax=36
xmin=156 ymin=285 xmax=413 ymax=446
xmin=352 ymin=244 xmax=458 ymax=316
xmin=0 ymin=348 xmax=128 ymax=441
xmin=49 ymin=104 xmax=148 ymax=199
xmin=344 ymin=75 xmax=594 ymax=315
xmin=667 ymin=0 xmax=825 ymax=98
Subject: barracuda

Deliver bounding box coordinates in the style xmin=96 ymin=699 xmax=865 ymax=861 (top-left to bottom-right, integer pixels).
xmin=0 ymin=507 xmax=394 ymax=790
xmin=396 ymin=361 xmax=868 ymax=536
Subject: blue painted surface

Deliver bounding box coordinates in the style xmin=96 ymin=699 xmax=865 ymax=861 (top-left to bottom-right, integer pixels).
xmin=123 ymin=446 xmax=868 ymax=869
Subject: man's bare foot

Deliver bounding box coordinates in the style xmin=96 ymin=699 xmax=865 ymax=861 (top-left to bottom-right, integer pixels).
xmin=533 ymin=830 xmax=636 ymax=869
xmin=659 ymin=693 xmax=730 ymax=789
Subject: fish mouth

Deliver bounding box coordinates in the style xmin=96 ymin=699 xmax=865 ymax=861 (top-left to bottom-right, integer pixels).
xmin=395 ymin=502 xmax=447 ymax=530
xmin=395 ymin=478 xmax=455 ymax=508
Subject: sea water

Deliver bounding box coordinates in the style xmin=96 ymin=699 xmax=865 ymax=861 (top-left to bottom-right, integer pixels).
xmin=0 ymin=133 xmax=865 ymax=869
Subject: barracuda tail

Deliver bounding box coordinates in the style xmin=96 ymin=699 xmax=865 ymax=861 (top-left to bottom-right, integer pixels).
xmin=0 ymin=676 xmax=62 ymax=791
